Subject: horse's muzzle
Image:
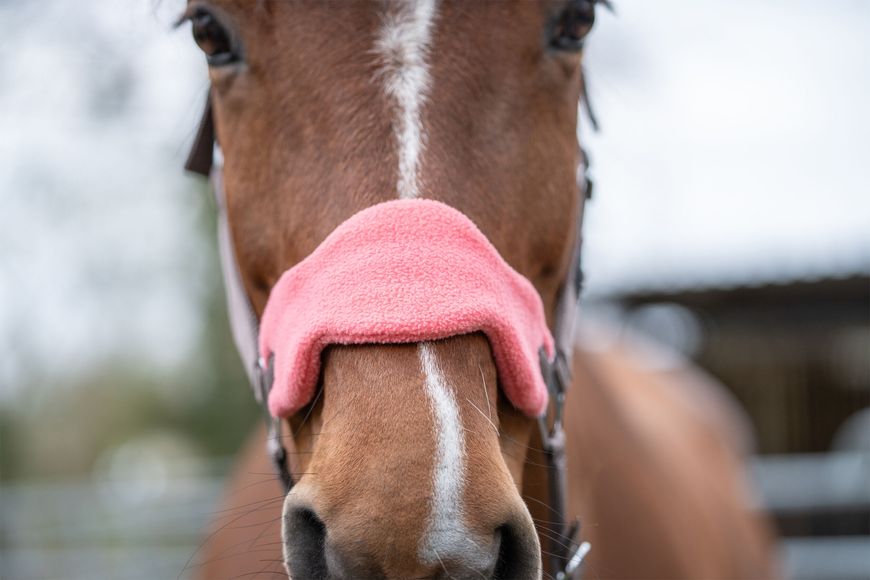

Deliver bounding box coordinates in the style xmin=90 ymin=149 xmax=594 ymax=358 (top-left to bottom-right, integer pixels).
xmin=282 ymin=496 xmax=541 ymax=580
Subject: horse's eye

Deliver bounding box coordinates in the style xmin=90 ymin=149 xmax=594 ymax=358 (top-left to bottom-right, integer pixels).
xmin=190 ymin=8 xmax=241 ymax=67
xmin=550 ymin=0 xmax=598 ymax=51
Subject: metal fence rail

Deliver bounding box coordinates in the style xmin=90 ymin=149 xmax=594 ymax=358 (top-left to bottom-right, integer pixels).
xmin=751 ymin=452 xmax=870 ymax=514
xmin=2 ymin=453 xmax=868 ymax=580
xmin=0 ymin=477 xmax=224 ymax=580
xmin=751 ymin=452 xmax=870 ymax=580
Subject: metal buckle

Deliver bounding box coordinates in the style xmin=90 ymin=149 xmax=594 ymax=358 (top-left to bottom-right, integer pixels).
xmin=254 ymin=355 xmax=273 ymax=406
xmin=255 ymin=355 xmax=294 ymax=493
xmin=539 ymin=348 xmax=569 ymax=448
xmin=556 ymin=539 xmax=592 ymax=580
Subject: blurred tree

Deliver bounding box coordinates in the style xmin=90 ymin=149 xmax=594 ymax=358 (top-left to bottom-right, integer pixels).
xmin=3 ymin=181 xmax=259 ymax=481
xmin=0 ymin=409 xmax=21 ymax=481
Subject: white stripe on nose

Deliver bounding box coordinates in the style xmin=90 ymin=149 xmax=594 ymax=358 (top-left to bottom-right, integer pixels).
xmin=375 ymin=0 xmax=439 ymax=200
xmin=418 ymin=343 xmax=489 ymax=569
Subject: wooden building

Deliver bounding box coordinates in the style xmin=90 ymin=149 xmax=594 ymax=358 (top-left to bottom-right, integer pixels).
xmin=613 ymin=273 xmax=869 ymax=454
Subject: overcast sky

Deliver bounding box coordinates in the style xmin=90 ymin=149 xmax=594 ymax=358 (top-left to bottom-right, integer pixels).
xmin=581 ymin=0 xmax=870 ymax=292
xmin=1 ymin=0 xmax=867 ymax=394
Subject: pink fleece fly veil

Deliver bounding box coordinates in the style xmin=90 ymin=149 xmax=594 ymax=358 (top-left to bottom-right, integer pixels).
xmin=258 ymin=199 xmax=554 ymax=418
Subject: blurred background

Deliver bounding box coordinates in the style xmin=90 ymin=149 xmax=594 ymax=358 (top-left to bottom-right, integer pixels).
xmin=0 ymin=0 xmax=867 ymax=579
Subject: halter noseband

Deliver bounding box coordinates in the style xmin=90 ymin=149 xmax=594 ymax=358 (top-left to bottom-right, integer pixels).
xmin=185 ymin=95 xmax=592 ymax=579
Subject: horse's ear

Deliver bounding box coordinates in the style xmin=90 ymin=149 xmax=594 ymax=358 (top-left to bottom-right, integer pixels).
xmin=185 ymin=94 xmax=215 ymax=177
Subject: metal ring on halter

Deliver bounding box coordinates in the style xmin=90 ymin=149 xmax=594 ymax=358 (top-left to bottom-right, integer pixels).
xmin=255 ymin=355 xmax=294 ymax=493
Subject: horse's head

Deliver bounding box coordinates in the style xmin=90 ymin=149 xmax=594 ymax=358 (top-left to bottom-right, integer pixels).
xmin=181 ymin=1 xmax=602 ymax=577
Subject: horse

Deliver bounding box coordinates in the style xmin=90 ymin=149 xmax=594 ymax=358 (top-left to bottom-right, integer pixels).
xmin=175 ymin=1 xmax=780 ymax=578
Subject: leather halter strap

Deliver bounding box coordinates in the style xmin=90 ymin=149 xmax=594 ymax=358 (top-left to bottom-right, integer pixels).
xmin=185 ymin=95 xmax=591 ymax=578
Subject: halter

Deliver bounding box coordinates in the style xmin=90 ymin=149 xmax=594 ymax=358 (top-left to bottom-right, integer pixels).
xmin=184 ymin=96 xmax=591 ymax=578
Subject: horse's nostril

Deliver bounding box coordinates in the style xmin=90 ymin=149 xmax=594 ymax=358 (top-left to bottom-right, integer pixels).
xmin=283 ymin=506 xmax=328 ymax=579
xmin=493 ymin=522 xmax=540 ymax=580
xmin=283 ymin=498 xmax=539 ymax=579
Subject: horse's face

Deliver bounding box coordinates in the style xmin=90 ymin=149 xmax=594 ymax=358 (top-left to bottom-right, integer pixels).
xmin=183 ymin=0 xmax=595 ymax=577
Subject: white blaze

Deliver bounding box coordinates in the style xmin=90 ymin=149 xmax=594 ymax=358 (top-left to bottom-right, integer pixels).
xmin=418 ymin=343 xmax=483 ymax=567
xmin=375 ymin=0 xmax=438 ymax=199
xmin=374 ymin=3 xmax=488 ymax=569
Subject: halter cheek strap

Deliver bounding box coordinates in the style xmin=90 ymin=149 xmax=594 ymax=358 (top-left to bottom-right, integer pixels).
xmin=539 ymin=148 xmax=591 ymax=578
xmin=184 ymin=95 xmax=592 ymax=579
xmin=186 ymin=98 xmax=293 ymax=491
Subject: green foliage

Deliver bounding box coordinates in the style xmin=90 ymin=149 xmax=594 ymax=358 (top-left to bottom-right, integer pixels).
xmin=2 ymin=181 xmax=259 ymax=481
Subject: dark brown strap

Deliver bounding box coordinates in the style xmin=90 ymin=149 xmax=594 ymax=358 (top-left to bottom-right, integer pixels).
xmin=184 ymin=95 xmax=215 ymax=177
xmin=542 ymin=144 xmax=593 ymax=579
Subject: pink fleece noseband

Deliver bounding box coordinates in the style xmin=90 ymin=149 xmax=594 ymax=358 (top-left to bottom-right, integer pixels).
xmin=259 ymin=199 xmax=554 ymax=418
